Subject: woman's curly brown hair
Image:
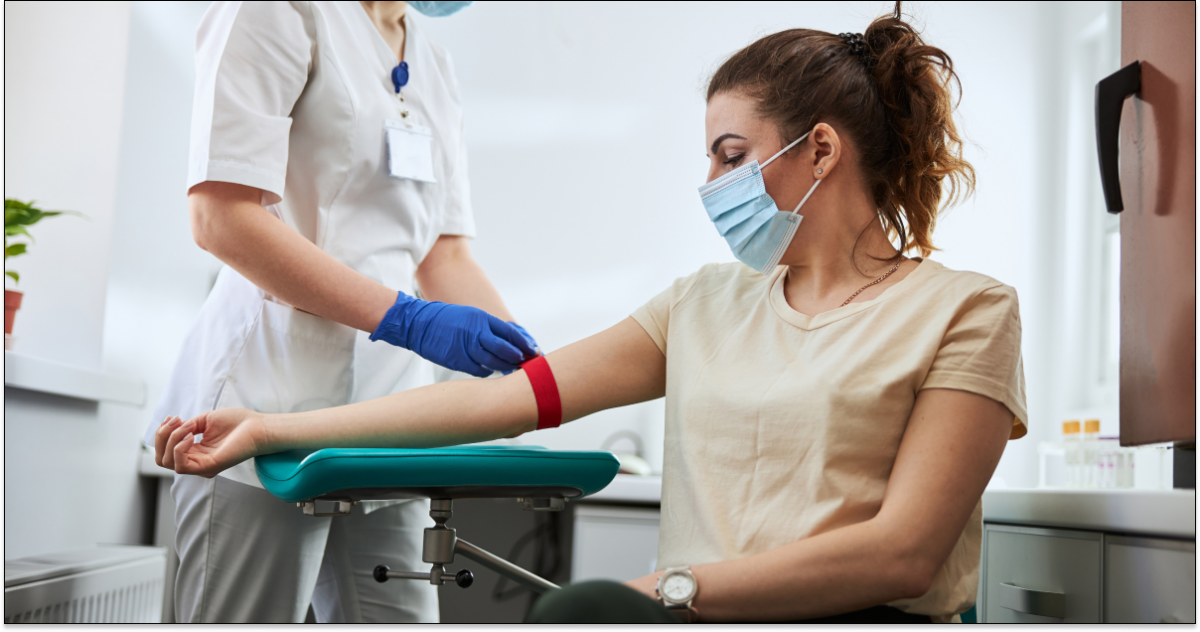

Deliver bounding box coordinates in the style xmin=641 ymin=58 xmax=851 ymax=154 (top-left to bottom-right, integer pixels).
xmin=707 ymin=1 xmax=974 ymax=258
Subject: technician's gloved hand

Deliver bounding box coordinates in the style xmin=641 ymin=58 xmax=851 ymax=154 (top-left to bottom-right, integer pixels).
xmin=508 ymin=323 xmax=542 ymax=359
xmin=502 ymin=321 xmax=542 ymax=375
xmin=370 ymin=291 xmax=538 ymax=377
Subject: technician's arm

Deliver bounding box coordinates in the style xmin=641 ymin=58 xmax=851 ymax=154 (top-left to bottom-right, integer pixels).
xmin=189 ymin=181 xmax=396 ymax=333
xmin=416 ymin=235 xmax=516 ymax=322
xmin=157 ymin=317 xmax=665 ymax=476
xmin=627 ymin=388 xmax=1013 ymax=622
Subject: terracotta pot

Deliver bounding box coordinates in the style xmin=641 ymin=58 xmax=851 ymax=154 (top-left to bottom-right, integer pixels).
xmin=5 ymin=289 xmax=23 ymax=336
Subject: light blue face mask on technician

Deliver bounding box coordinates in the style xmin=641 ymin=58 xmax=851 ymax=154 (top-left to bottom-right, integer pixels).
xmin=407 ymin=1 xmax=474 ymax=17
xmin=698 ymin=131 xmax=822 ymax=274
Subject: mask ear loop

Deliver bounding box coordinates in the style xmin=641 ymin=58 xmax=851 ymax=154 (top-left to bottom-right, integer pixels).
xmin=791 ymin=178 xmax=822 ymax=215
xmin=760 ymin=131 xmax=811 ymax=169
xmin=760 ymin=130 xmax=822 ymax=215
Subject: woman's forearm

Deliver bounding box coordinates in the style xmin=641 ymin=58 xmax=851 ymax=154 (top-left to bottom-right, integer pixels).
xmin=688 ymin=519 xmax=927 ymax=622
xmin=190 ymin=181 xmax=397 ymax=333
xmin=262 ymin=371 xmax=539 ymax=452
xmin=415 ymin=235 xmax=516 ymax=321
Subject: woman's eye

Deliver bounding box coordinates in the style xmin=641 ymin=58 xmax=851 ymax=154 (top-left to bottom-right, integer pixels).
xmin=723 ymin=154 xmax=744 ymax=167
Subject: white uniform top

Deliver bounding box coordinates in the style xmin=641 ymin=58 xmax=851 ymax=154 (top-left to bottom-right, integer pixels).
xmin=143 ymin=1 xmax=476 ymax=488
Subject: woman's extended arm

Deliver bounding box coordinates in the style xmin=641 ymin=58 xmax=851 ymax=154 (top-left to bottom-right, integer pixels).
xmin=625 ymin=388 xmax=1013 ymax=622
xmin=157 ymin=317 xmax=666 ymax=476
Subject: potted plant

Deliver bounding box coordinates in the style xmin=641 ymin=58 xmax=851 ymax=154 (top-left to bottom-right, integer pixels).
xmin=5 ymin=198 xmax=85 ymax=349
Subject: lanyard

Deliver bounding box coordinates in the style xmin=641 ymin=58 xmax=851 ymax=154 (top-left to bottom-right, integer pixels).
xmin=391 ymin=62 xmax=410 ymax=118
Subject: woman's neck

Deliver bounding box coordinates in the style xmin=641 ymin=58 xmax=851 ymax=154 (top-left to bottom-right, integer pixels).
xmin=360 ymin=1 xmax=407 ymax=62
xmin=781 ymin=200 xmax=910 ymax=316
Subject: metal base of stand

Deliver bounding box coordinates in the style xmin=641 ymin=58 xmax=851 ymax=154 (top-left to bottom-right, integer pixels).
xmin=371 ymin=498 xmax=561 ymax=594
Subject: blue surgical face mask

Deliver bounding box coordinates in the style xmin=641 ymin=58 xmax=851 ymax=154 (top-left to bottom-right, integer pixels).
xmin=698 ymin=131 xmax=822 ymax=274
xmin=407 ymin=1 xmax=474 ymax=17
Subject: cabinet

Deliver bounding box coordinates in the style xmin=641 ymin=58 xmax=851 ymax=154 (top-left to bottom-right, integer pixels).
xmin=1114 ymin=1 xmax=1196 ymax=447
xmin=1104 ymin=536 xmax=1195 ymax=623
xmin=979 ymin=523 xmax=1196 ymax=622
xmin=981 ymin=525 xmax=1102 ymax=623
xmin=570 ymin=505 xmax=660 ymax=583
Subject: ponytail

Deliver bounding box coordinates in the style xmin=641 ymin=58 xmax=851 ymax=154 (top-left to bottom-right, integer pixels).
xmin=707 ymin=1 xmax=974 ymax=257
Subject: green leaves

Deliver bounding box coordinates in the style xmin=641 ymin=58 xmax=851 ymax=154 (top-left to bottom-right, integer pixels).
xmin=4 ymin=198 xmax=87 ymax=285
xmin=5 ymin=198 xmax=85 ymax=229
xmin=6 ymin=224 xmax=32 ymax=241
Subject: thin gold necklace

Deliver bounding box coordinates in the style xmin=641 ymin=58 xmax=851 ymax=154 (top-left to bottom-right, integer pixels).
xmin=840 ymin=259 xmax=904 ymax=307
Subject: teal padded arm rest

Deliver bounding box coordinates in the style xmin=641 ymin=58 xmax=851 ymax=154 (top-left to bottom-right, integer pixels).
xmin=254 ymin=446 xmax=620 ymax=504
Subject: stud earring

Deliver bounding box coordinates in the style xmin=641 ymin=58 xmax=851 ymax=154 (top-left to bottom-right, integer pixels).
xmin=817 ymin=168 xmax=823 ymax=175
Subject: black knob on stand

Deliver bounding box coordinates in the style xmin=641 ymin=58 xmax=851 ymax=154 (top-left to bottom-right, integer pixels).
xmin=455 ymin=569 xmax=474 ymax=588
xmin=373 ymin=565 xmax=390 ymax=583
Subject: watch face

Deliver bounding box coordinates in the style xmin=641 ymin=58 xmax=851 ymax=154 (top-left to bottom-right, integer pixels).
xmin=661 ymin=572 xmax=695 ymax=602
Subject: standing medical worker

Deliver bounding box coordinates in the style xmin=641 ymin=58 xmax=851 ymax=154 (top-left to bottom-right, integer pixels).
xmin=142 ymin=0 xmax=536 ymax=623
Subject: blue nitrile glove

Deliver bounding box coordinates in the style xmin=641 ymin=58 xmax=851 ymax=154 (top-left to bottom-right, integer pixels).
xmin=501 ymin=322 xmax=542 ymax=375
xmin=370 ymin=292 xmax=538 ymax=377
xmin=509 ymin=322 xmax=542 ymax=357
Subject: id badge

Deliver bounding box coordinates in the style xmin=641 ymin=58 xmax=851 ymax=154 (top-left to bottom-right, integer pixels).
xmin=385 ymin=119 xmax=437 ymax=183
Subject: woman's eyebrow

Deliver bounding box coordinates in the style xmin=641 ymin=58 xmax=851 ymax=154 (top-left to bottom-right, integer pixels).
xmin=710 ymin=133 xmax=747 ymax=156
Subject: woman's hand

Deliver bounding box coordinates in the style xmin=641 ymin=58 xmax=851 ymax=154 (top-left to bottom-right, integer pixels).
xmin=155 ymin=408 xmax=267 ymax=477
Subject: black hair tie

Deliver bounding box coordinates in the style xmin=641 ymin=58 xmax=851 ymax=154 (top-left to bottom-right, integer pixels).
xmin=838 ymin=32 xmax=875 ymax=69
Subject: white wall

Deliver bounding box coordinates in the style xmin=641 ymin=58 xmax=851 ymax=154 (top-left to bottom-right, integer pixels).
xmin=3 ymin=0 xmax=131 ymax=367
xmin=3 ymin=1 xmax=146 ymax=560
xmin=3 ymin=3 xmax=1115 ymax=560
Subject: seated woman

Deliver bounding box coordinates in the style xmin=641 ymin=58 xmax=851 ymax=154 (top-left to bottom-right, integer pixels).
xmin=155 ymin=3 xmax=1025 ymax=624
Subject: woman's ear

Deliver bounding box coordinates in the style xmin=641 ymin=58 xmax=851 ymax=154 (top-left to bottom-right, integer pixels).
xmin=809 ymin=122 xmax=841 ymax=179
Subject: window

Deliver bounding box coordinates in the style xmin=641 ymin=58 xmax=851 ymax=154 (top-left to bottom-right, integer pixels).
xmin=1056 ymin=2 xmax=1122 ymax=421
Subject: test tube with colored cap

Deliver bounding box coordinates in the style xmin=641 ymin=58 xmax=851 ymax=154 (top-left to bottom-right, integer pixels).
xmin=1063 ymin=420 xmax=1081 ymax=488
xmin=1083 ymin=419 xmax=1101 ymax=488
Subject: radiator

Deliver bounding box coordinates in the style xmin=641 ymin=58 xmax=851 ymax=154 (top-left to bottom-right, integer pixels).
xmin=4 ymin=545 xmax=167 ymax=623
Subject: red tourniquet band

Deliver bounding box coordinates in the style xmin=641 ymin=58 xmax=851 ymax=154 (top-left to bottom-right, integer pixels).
xmin=521 ymin=355 xmax=562 ymax=430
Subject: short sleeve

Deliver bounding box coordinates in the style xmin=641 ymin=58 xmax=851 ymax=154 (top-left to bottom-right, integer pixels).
xmin=436 ymin=119 xmax=475 ymax=237
xmin=630 ymin=268 xmax=706 ymax=356
xmin=921 ymin=285 xmax=1028 ymax=439
xmin=188 ymin=1 xmax=315 ymax=205
xmin=434 ymin=50 xmax=476 ymax=238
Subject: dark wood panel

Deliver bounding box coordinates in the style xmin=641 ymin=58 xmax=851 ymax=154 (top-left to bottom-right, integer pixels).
xmin=1119 ymin=1 xmax=1197 ymax=446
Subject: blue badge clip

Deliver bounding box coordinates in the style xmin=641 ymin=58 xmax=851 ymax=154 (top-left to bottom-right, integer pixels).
xmin=391 ymin=62 xmax=409 ymax=94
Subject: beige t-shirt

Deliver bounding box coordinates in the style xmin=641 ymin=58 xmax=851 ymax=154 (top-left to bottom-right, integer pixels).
xmin=630 ymin=259 xmax=1027 ymax=621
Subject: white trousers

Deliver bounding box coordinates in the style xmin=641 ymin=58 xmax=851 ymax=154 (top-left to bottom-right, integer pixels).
xmin=171 ymin=473 xmax=439 ymax=623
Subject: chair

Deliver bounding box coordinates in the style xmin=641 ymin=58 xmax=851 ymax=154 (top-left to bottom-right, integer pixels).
xmin=255 ymin=446 xmax=619 ymax=593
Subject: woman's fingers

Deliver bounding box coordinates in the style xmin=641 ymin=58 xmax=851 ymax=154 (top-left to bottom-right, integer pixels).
xmin=154 ymin=417 xmax=169 ymax=467
xmin=186 ymin=412 xmax=210 ymax=437
xmin=172 ymin=428 xmax=196 ymax=474
xmin=163 ymin=420 xmax=195 ymax=471
xmin=155 ymin=416 xmax=182 ymax=467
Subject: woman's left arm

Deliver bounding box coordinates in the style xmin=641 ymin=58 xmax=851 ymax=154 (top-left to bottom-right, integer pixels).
xmin=415 ymin=235 xmax=518 ymax=322
xmin=626 ymin=387 xmax=1013 ymax=622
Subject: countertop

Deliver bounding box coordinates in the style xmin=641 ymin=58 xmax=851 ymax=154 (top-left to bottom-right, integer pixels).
xmin=982 ymin=488 xmax=1195 ymax=539
xmin=581 ymin=479 xmax=1196 ymax=541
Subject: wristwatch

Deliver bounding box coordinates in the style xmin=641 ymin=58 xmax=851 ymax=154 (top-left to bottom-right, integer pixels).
xmin=656 ymin=567 xmax=699 ymax=622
